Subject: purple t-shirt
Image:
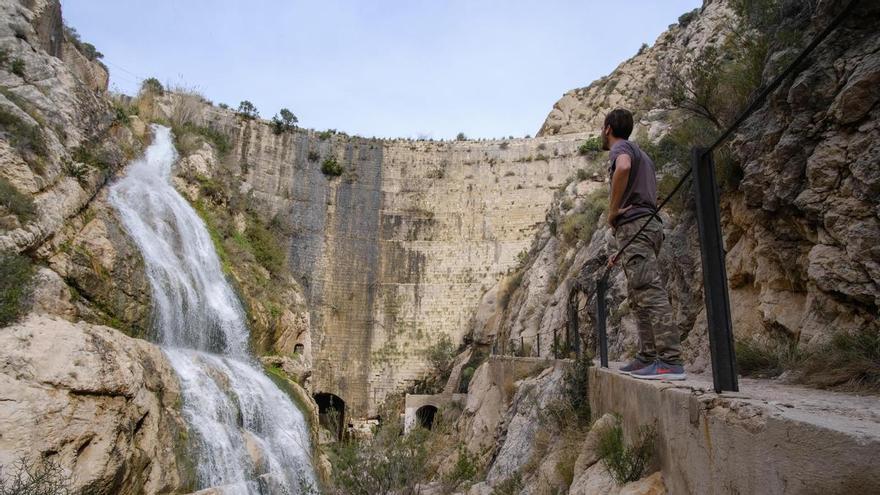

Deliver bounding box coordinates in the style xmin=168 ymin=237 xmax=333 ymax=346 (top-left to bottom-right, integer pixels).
xmin=608 ymin=140 xmax=658 ymax=227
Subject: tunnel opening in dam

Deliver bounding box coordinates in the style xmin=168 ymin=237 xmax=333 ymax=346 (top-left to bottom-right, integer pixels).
xmin=314 ymin=392 xmax=346 ymax=440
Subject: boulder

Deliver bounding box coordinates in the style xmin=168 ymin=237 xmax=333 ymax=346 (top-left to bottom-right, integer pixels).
xmin=0 ymin=315 xmax=189 ymax=494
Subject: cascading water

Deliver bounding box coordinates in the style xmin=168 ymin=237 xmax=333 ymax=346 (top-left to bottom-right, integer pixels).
xmin=109 ymin=125 xmax=315 ymax=494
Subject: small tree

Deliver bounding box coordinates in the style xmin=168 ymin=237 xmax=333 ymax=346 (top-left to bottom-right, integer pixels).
xmin=0 ymin=456 xmax=73 ymax=495
xmin=237 ymin=100 xmax=259 ymax=120
xmin=271 ymin=108 xmax=298 ymax=134
xmin=140 ymin=77 xmax=164 ymax=96
xmin=456 ymin=132 xmax=467 ymax=141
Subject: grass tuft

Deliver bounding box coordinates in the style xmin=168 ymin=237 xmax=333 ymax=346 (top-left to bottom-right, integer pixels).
xmin=597 ymin=418 xmax=656 ymax=485
xmin=0 ymin=177 xmax=37 ymax=223
xmin=0 ymin=253 xmax=33 ymax=327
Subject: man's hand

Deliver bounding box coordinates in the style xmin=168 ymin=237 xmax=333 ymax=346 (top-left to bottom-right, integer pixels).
xmin=607 ymin=204 xmax=633 ymax=228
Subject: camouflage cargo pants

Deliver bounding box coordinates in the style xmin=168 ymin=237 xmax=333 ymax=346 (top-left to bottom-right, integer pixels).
xmin=613 ymin=215 xmax=682 ymax=365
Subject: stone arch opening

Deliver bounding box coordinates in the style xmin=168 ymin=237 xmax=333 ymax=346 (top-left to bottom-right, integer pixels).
xmin=314 ymin=392 xmax=345 ymax=440
xmin=293 ymin=343 xmax=304 ymax=354
xmin=415 ymin=405 xmax=438 ymax=430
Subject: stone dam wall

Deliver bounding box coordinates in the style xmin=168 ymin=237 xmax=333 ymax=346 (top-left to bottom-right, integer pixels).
xmin=186 ymin=105 xmax=595 ymax=417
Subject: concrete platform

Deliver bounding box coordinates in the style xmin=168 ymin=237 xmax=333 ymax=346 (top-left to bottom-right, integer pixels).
xmin=589 ymin=362 xmax=880 ymax=495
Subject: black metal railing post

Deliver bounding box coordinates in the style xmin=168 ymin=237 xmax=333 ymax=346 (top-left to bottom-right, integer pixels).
xmin=692 ymin=147 xmax=738 ymax=392
xmin=596 ymin=276 xmax=609 ymax=368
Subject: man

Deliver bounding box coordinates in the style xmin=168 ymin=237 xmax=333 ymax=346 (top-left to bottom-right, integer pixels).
xmin=603 ymin=108 xmax=685 ymax=380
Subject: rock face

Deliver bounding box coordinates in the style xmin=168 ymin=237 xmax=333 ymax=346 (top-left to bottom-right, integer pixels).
xmin=0 ymin=315 xmax=190 ymax=494
xmin=538 ymin=0 xmax=735 ymax=138
xmin=0 ymin=0 xmax=122 ymax=254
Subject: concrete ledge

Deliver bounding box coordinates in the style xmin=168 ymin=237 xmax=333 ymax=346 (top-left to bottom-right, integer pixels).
xmin=589 ymin=364 xmax=880 ymax=494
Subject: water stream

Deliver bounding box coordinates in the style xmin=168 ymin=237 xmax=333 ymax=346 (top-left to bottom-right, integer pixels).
xmin=109 ymin=125 xmax=315 ymax=494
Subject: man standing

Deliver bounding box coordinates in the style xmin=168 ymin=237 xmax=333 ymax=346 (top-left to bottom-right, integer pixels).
xmin=603 ymin=108 xmax=685 ymax=380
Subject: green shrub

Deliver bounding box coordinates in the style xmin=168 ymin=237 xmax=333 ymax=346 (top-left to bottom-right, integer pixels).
xmin=560 ymin=189 xmax=608 ymax=246
xmin=458 ymin=366 xmax=475 ymax=393
xmin=271 ymin=108 xmax=298 ymax=135
xmin=321 ymin=157 xmax=343 ymax=177
xmin=62 ymin=159 xmax=89 ymax=185
xmin=329 ymin=422 xmax=429 ymax=495
xmin=565 ymin=351 xmax=592 ymax=423
xmin=446 ymin=445 xmax=479 ymax=487
xmin=426 ymin=168 xmax=445 ymax=179
xmin=194 ymin=175 xmax=225 ymax=203
xmin=678 ymin=8 xmax=699 ymax=27
xmin=318 ymin=130 xmax=334 ymax=141
xmin=499 ymin=141 xmax=509 ymax=150
xmin=426 ymin=334 xmax=457 ymax=384
xmin=246 ymin=219 xmax=286 ymax=277
xmin=307 ymin=150 xmax=320 ymax=162
xmin=72 ymin=143 xmax=111 ymax=171
xmin=576 ymin=168 xmax=590 ymax=181
xmin=0 ymin=106 xmax=48 ymax=161
xmin=236 ymin=100 xmax=259 ymax=119
xmin=491 ymin=474 xmax=523 ymax=495
xmin=63 ymin=25 xmax=103 ymax=61
xmin=10 ymin=59 xmax=25 ymax=77
xmin=172 ymin=123 xmax=231 ymax=156
xmin=578 ymin=136 xmax=602 ymax=155
xmin=0 ymin=177 xmax=36 ymax=222
xmin=0 ymin=253 xmax=34 ymax=327
xmin=598 ymin=419 xmax=656 ymax=485
xmin=140 ymin=77 xmax=164 ymax=96
xmin=456 ymin=132 xmax=467 ymax=141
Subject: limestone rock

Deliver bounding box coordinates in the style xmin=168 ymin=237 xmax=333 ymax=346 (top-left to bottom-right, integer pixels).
xmin=44 ymin=198 xmax=152 ymax=337
xmin=486 ymin=364 xmax=568 ymax=484
xmin=618 ymin=472 xmax=666 ymax=495
xmin=573 ymin=413 xmax=618 ymax=477
xmin=569 ymin=461 xmax=617 ymax=495
xmin=0 ymin=315 xmax=189 ymax=494
xmin=29 ymin=267 xmax=76 ymax=318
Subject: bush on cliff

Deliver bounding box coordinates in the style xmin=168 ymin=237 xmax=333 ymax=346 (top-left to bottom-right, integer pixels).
xmin=321 ymin=157 xmax=343 ymax=177
xmin=139 ymin=77 xmax=164 ymax=96
xmin=0 ymin=253 xmax=33 ymax=327
xmin=578 ymin=136 xmax=602 ymax=155
xmin=560 ymin=189 xmax=608 ymax=247
xmin=236 ymin=100 xmax=259 ymax=120
xmin=0 ymin=104 xmax=48 ymax=166
xmin=271 ymin=108 xmax=298 ymax=135
xmin=0 ymin=177 xmax=37 ymax=223
xmin=597 ymin=418 xmax=656 ymax=484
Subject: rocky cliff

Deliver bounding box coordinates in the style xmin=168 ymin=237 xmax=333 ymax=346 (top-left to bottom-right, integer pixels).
xmin=0 ymin=1 xmax=191 ymax=492
xmin=497 ymin=0 xmax=879 ymax=386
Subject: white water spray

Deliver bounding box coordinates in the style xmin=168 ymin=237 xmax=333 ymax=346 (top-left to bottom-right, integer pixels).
xmin=110 ymin=125 xmax=315 ymax=494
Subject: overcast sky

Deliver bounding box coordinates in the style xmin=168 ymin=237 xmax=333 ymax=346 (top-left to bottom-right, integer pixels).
xmin=62 ymin=0 xmax=701 ymax=139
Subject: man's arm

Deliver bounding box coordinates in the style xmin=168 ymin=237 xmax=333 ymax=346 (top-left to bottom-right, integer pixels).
xmin=607 ymin=153 xmax=632 ymax=228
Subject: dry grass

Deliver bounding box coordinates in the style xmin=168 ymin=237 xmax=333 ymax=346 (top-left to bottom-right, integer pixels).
xmin=737 ymin=328 xmax=880 ymax=394
xmin=796 ymin=328 xmax=880 ymax=393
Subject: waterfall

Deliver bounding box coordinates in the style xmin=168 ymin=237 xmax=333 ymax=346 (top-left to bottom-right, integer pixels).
xmin=109 ymin=125 xmax=315 ymax=494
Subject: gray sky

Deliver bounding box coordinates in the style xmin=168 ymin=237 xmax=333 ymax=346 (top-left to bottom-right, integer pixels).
xmin=62 ymin=0 xmax=701 ymax=139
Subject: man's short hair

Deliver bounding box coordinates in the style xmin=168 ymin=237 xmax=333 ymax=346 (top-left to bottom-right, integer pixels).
xmin=604 ymin=108 xmax=633 ymax=139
